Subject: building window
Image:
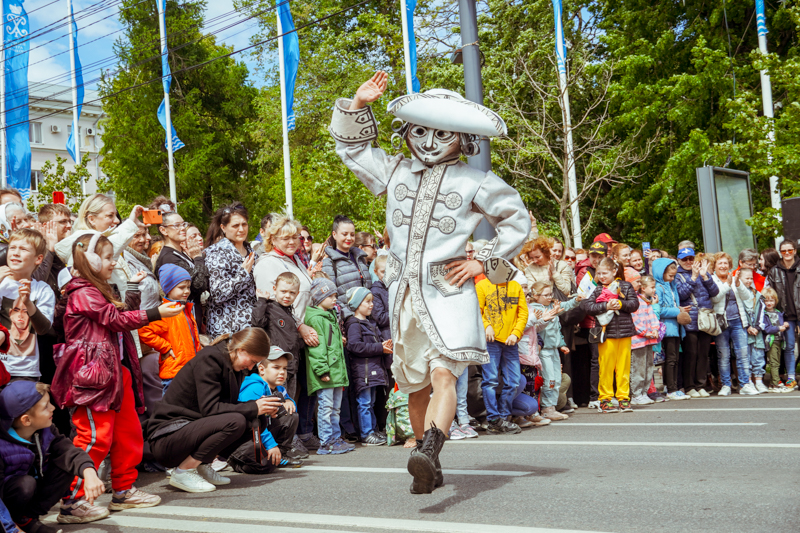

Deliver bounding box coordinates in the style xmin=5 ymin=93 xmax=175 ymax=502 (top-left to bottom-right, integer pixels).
xmin=66 ymin=125 xmax=81 ymax=135
xmin=30 ymin=170 xmax=43 ymax=191
xmin=29 ymin=122 xmax=42 ymax=144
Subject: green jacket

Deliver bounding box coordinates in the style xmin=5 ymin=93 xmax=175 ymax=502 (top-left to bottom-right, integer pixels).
xmin=304 ymin=305 xmax=348 ymax=394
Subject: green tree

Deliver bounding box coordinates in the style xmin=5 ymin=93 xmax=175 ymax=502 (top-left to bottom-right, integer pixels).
xmin=27 ymin=154 xmax=98 ymax=212
xmin=99 ymin=0 xmax=258 ymax=234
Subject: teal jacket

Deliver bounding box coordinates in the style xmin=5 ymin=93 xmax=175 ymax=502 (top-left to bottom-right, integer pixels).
xmin=304 ymin=305 xmax=348 ymax=394
xmin=528 ymin=297 xmax=579 ymax=350
xmin=653 ymin=258 xmax=683 ymax=339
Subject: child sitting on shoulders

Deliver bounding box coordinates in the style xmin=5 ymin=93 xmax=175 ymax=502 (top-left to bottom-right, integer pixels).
xmin=344 ymin=287 xmax=393 ymax=447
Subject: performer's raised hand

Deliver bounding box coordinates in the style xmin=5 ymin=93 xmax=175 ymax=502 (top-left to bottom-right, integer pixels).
xmin=444 ymin=259 xmax=484 ymax=287
xmin=350 ymin=71 xmax=388 ymax=110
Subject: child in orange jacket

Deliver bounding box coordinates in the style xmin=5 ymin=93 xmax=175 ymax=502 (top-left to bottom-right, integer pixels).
xmin=138 ymin=264 xmax=200 ymax=395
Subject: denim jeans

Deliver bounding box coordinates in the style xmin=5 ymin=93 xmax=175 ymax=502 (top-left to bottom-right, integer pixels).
xmin=539 ymin=347 xmax=561 ymax=408
xmin=316 ymin=387 xmax=343 ymax=445
xmin=749 ymin=344 xmax=766 ymax=378
xmin=161 ymin=379 xmax=173 ymax=396
xmin=455 ymin=366 xmax=470 ymax=425
xmin=297 ymin=388 xmax=318 ymax=438
xmin=785 ymin=320 xmax=798 ymax=379
xmin=481 ymin=341 xmax=521 ymax=420
xmin=511 ymin=378 xmax=538 ymax=417
xmin=356 ymin=387 xmax=378 ymax=438
xmin=714 ymin=317 xmax=749 ymax=387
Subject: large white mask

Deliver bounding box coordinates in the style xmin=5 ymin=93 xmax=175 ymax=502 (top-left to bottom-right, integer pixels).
xmin=405 ymin=124 xmax=462 ymax=166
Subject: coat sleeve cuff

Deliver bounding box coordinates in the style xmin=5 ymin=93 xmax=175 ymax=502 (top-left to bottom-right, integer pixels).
xmin=328 ymin=99 xmax=379 ymax=144
xmin=145 ymin=307 xmax=161 ymax=323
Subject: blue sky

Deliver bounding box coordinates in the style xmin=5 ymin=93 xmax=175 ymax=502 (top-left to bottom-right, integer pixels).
xmin=26 ymin=0 xmax=262 ymax=90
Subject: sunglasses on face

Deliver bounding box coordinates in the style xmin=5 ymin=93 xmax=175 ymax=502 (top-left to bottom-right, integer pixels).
xmin=781 ymin=249 xmax=795 ymax=255
xmin=564 ymin=255 xmax=576 ymax=261
xmin=222 ymin=205 xmax=247 ymax=215
xmin=162 ymin=222 xmax=188 ymax=229
xmin=300 ymin=235 xmax=313 ymax=242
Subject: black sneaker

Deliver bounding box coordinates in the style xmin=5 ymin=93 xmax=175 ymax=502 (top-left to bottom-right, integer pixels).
xmin=486 ymin=418 xmax=505 ymax=435
xmin=300 ymin=434 xmax=321 ymax=450
xmin=16 ymin=518 xmax=61 ymax=533
xmin=278 ymin=457 xmax=304 ymax=468
xmin=363 ymin=432 xmax=387 ymax=446
xmin=502 ymin=419 xmax=522 ymax=434
xmin=286 ymin=435 xmax=309 ymax=459
xmin=343 ymin=432 xmax=360 ymax=443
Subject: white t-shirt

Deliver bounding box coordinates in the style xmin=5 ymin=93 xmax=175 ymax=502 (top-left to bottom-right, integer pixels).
xmin=0 ymin=277 xmax=56 ymax=377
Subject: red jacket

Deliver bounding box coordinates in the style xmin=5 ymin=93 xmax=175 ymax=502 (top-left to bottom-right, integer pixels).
xmin=51 ymin=278 xmax=158 ymax=414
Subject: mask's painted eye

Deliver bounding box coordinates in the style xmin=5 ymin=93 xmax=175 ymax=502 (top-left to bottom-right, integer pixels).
xmin=435 ymin=130 xmax=454 ymax=140
xmin=411 ymin=126 xmax=427 ymax=137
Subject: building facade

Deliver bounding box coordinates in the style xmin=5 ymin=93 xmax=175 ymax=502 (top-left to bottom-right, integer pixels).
xmin=28 ymin=82 xmax=105 ymax=197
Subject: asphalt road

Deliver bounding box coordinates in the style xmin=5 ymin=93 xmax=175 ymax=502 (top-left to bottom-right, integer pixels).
xmin=44 ymin=393 xmax=800 ymax=533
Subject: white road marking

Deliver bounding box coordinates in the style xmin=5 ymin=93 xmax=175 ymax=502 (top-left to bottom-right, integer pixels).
xmin=111 ymin=506 xmax=612 ymax=533
xmin=551 ymin=422 xmax=766 ymax=426
xmin=298 ymin=465 xmax=530 ymax=476
xmin=642 ymin=407 xmax=800 ymax=411
xmin=448 ymin=440 xmax=800 ymax=448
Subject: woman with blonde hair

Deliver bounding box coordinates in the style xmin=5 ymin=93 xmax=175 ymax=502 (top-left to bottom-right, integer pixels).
xmin=252 ymin=213 xmax=315 ymax=345
xmin=523 ymin=237 xmax=572 ymax=296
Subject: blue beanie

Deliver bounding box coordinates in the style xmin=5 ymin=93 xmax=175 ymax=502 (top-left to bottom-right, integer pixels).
xmin=0 ymin=381 xmax=44 ymax=429
xmin=310 ymin=278 xmax=337 ymax=306
xmin=159 ymin=264 xmax=191 ymax=296
xmin=346 ymin=287 xmax=371 ymax=311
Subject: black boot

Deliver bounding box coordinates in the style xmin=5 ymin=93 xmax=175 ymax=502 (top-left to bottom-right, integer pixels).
xmin=407 ymin=424 xmax=446 ymax=494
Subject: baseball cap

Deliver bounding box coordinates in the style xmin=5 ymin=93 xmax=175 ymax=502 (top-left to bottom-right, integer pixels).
xmin=677 ymin=248 xmax=695 ymax=260
xmin=0 ymin=381 xmax=45 ymax=429
xmin=267 ymin=346 xmax=293 ymax=361
xmin=593 ymin=233 xmax=617 ymax=245
xmin=588 ymin=241 xmax=608 ymax=255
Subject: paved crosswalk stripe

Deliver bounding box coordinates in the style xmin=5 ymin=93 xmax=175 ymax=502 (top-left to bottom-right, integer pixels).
xmin=44 ymin=515 xmax=345 ymax=533
xmin=122 ymin=506 xmax=612 ymax=533
xmin=643 ymin=407 xmax=800 ymax=411
xmin=550 ymin=422 xmax=767 ymax=426
xmin=300 ymin=465 xmax=529 ymax=476
xmin=449 ymin=440 xmax=800 ymax=448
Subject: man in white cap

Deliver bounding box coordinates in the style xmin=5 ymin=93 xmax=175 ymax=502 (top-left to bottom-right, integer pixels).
xmin=329 ymin=71 xmax=530 ymax=494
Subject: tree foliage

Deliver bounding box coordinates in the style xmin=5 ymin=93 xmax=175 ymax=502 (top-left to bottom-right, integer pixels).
xmin=27 ymin=154 xmax=98 ymax=213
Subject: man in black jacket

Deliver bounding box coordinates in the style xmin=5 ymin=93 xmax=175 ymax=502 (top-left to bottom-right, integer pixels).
xmin=768 ymin=238 xmax=800 ymax=389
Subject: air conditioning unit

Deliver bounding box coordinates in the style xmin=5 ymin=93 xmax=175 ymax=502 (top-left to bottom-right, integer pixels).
xmin=50 ymin=125 xmax=61 ymax=133
xmin=85 ymin=127 xmax=96 ymax=136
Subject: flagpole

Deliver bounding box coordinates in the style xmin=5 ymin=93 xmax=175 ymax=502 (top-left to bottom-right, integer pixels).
xmin=67 ymin=0 xmax=84 ymax=194
xmin=1 ymin=2 xmax=6 ymax=189
xmin=755 ymin=0 xmax=781 ymax=245
xmin=277 ymin=9 xmax=293 ymax=218
xmin=157 ymin=0 xmax=177 ymax=204
xmin=399 ymin=0 xmax=413 ymax=94
xmin=552 ymin=0 xmax=581 ymax=249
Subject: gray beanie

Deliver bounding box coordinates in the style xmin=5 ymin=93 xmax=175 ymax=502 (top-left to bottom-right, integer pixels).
xmin=346 ymin=286 xmax=371 ymax=311
xmin=310 ymin=278 xmax=337 ymax=306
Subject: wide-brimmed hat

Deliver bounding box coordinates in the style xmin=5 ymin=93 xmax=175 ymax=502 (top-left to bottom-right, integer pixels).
xmin=387 ymin=89 xmax=507 ymax=137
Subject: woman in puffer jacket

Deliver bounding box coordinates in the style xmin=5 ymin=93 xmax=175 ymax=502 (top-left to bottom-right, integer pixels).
xmin=322 ymin=215 xmax=371 ymax=319
xmin=674 ymin=247 xmax=719 ymax=398
xmin=581 ymin=257 xmax=639 ymax=414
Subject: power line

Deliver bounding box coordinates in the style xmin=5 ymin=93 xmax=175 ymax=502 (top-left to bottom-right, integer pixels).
xmin=1 ymin=0 xmax=371 ymax=134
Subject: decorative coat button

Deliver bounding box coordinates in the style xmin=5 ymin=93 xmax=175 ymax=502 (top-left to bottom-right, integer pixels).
xmin=392 ymin=209 xmax=405 ymax=227
xmin=395 ymin=184 xmax=409 ymax=201
xmin=437 ymin=217 xmax=456 ymax=234
xmin=444 ymin=192 xmax=462 ymax=210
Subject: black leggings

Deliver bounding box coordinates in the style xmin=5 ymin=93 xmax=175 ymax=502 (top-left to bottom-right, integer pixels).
xmin=682 ymin=330 xmax=712 ymax=391
xmin=663 ymin=337 xmax=681 ymax=392
xmin=1 ymin=463 xmax=73 ymax=520
xmin=150 ymin=413 xmax=249 ymax=468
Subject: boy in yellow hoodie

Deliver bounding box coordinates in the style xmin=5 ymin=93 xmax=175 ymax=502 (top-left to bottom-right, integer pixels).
xmin=476 ymin=274 xmax=528 ymax=434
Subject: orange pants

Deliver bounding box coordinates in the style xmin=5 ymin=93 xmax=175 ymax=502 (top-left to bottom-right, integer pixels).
xmin=69 ymin=366 xmax=143 ymax=499
xmin=598 ymin=337 xmax=632 ymax=401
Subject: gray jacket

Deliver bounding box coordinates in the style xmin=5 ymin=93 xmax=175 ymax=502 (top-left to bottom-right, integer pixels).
xmin=322 ymin=246 xmax=371 ymax=317
xmin=768 ymin=259 xmax=800 ymax=320
xmin=329 ymin=98 xmax=530 ymax=363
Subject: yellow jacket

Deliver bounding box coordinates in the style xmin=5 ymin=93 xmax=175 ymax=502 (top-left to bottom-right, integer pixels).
xmin=476 ymin=278 xmax=528 ymax=343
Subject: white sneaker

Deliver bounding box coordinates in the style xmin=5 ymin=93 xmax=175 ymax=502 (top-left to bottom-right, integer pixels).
xmin=197 ymin=463 xmax=231 ymax=485
xmin=667 ymin=391 xmax=689 ymax=401
xmin=755 ymin=381 xmax=769 ymax=394
xmin=211 ymin=457 xmax=232 ymax=472
xmin=686 ymin=389 xmax=701 ymax=398
xmin=587 ymin=400 xmax=601 ymax=410
xmin=169 ymin=468 xmax=216 ymax=493
xmin=610 ymin=398 xmax=619 ymax=406
xmin=740 ymin=383 xmax=759 ymax=395
xmin=698 ymin=388 xmax=710 ymax=397
xmin=718 ymin=385 xmax=731 ymax=396
xmin=630 ymin=395 xmax=654 ymax=406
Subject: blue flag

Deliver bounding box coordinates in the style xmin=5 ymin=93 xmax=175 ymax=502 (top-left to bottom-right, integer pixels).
xmin=405 ymin=0 xmax=420 ymax=93
xmin=551 ymin=0 xmax=567 ymax=76
xmin=66 ymin=1 xmax=84 ymax=163
xmin=755 ymin=0 xmax=768 ymax=37
xmin=3 ymin=0 xmax=31 ymax=193
xmin=156 ymin=0 xmax=184 ymax=152
xmin=278 ymin=0 xmax=299 ymax=131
